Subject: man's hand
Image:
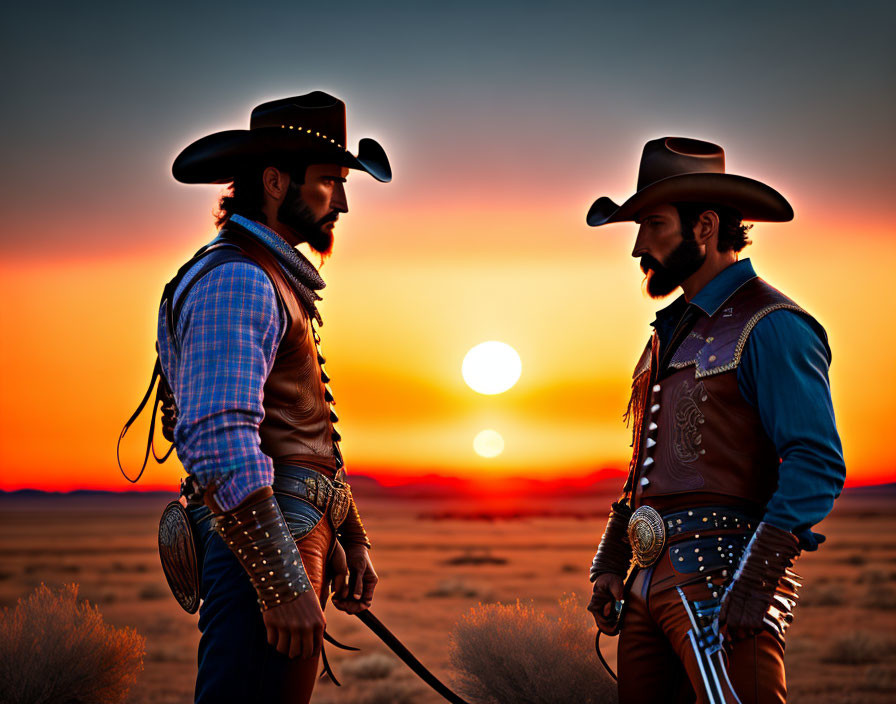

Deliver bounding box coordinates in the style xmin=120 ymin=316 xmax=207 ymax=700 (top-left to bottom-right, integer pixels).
xmin=588 ymin=572 xmax=624 ymax=634
xmin=262 ymin=590 xmax=326 ymax=659
xmin=331 ymin=544 xmax=377 ymax=614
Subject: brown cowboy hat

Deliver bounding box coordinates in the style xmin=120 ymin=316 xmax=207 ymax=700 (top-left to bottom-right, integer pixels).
xmin=586 ymin=137 xmax=792 ymax=226
xmin=172 ymin=91 xmax=391 ymax=184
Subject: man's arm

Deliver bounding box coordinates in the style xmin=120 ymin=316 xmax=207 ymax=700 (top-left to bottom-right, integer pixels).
xmin=172 ymin=261 xmax=283 ymax=510
xmin=720 ymin=309 xmax=846 ymax=641
xmin=737 ymin=309 xmax=846 ymax=549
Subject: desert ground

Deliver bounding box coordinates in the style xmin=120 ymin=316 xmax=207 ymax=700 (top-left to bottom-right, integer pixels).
xmin=1 ymin=484 xmax=894 ymax=703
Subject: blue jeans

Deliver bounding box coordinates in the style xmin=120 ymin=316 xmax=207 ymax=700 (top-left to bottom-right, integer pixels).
xmin=187 ymin=489 xmax=326 ymax=704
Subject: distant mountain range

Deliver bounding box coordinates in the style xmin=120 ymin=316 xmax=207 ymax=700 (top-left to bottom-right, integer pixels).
xmin=1 ymin=472 xmax=893 ymax=501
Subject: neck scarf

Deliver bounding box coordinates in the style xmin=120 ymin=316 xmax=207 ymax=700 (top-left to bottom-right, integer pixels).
xmin=227 ymin=214 xmax=325 ymax=325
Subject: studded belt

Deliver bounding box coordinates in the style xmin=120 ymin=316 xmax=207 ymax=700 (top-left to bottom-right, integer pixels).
xmin=628 ymin=505 xmax=758 ymax=568
xmin=272 ymin=465 xmax=352 ymax=529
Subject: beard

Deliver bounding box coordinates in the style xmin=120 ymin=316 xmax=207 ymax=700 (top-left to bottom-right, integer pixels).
xmin=277 ymin=180 xmax=338 ymax=256
xmin=640 ymin=233 xmax=705 ymax=298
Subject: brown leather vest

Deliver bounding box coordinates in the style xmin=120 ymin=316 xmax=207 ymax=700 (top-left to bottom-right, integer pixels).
xmin=170 ymin=227 xmax=343 ymax=478
xmin=625 ymin=276 xmax=827 ymax=510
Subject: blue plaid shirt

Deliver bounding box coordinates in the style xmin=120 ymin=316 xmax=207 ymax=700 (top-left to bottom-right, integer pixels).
xmin=157 ymin=217 xmax=290 ymax=510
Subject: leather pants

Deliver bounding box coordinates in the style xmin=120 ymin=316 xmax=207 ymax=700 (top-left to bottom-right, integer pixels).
xmin=617 ymin=564 xmax=786 ymax=704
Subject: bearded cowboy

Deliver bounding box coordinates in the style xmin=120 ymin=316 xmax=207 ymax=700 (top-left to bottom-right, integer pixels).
xmin=155 ymin=92 xmax=390 ymax=703
xmin=585 ymin=137 xmax=845 ymax=703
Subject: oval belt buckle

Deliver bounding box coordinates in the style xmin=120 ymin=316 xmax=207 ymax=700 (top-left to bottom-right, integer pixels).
xmin=627 ymin=506 xmax=666 ymax=567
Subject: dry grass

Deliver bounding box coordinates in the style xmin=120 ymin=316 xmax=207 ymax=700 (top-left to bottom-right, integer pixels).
xmin=821 ymin=631 xmax=895 ymax=665
xmin=800 ymin=584 xmax=845 ymax=607
xmin=341 ymin=652 xmax=396 ymax=680
xmin=137 ymin=583 xmax=168 ymax=601
xmin=861 ymin=585 xmax=896 ymax=610
xmin=426 ymin=577 xmax=494 ymax=601
xmin=356 ymin=678 xmax=427 ymax=704
xmin=860 ymin=665 xmax=896 ymax=692
xmin=0 ymin=583 xmax=145 ymax=704
xmin=449 ymin=595 xmax=617 ymax=704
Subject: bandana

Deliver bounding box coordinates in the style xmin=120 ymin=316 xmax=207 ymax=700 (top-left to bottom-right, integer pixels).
xmin=227 ymin=214 xmax=326 ymax=325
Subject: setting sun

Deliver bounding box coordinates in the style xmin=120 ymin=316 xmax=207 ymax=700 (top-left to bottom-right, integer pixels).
xmin=473 ymin=429 xmax=505 ymax=458
xmin=461 ymin=341 xmax=522 ymax=395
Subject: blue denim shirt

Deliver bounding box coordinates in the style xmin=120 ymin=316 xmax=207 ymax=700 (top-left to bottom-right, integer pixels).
xmin=650 ymin=259 xmax=846 ymax=550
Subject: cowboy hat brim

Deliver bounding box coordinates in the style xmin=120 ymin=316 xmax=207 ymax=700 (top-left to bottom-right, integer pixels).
xmin=586 ymin=172 xmax=793 ymax=227
xmin=172 ymin=128 xmax=392 ymax=184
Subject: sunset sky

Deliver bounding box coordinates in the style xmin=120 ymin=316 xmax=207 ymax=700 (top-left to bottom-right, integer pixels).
xmin=1 ymin=1 xmax=894 ymax=492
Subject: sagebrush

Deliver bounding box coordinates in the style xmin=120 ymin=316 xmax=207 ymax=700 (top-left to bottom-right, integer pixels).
xmin=0 ymin=583 xmax=145 ymax=704
xmin=449 ymin=594 xmax=617 ymax=704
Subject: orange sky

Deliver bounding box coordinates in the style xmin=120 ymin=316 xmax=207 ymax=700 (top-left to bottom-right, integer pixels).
xmin=1 ymin=186 xmax=893 ymax=492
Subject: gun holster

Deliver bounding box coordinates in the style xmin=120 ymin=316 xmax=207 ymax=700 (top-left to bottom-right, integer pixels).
xmin=158 ymin=496 xmax=202 ymax=614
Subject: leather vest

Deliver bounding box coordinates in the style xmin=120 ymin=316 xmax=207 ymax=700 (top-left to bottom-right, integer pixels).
xmin=625 ymin=277 xmax=827 ymax=509
xmin=165 ymin=226 xmax=343 ymax=477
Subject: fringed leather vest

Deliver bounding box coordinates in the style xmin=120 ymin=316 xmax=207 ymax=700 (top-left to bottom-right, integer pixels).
xmin=163 ymin=226 xmax=343 ymax=477
xmin=624 ymin=277 xmax=827 ymax=509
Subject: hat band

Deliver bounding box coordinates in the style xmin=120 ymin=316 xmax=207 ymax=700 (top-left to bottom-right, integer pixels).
xmin=279 ymin=124 xmax=344 ymax=150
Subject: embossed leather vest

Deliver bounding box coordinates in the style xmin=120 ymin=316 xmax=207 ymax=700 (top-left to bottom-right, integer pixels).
xmin=165 ymin=225 xmax=343 ymax=477
xmin=625 ymin=276 xmax=827 ymax=509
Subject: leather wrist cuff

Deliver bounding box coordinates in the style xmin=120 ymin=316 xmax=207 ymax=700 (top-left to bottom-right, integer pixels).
xmin=337 ymin=494 xmax=371 ymax=549
xmin=731 ymin=522 xmax=800 ymax=597
xmin=590 ymin=501 xmax=634 ymax=582
xmin=213 ymin=493 xmax=312 ymax=610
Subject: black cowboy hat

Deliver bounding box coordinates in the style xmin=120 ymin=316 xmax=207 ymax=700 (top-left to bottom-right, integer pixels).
xmin=586 ymin=137 xmax=792 ymax=227
xmin=172 ymin=91 xmax=391 ymax=184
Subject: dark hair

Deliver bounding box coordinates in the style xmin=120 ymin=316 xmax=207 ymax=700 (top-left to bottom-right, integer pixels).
xmin=674 ymin=202 xmax=752 ymax=253
xmin=214 ymin=160 xmax=308 ymax=228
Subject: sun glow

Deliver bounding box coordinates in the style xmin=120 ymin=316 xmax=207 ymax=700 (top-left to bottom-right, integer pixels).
xmin=462 ymin=341 xmax=522 ymax=395
xmin=473 ymin=429 xmax=505 ymax=458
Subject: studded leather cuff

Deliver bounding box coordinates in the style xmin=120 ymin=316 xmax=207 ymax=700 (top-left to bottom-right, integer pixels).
xmin=213 ymin=493 xmax=312 ymax=610
xmin=730 ymin=522 xmax=800 ymax=591
xmin=720 ymin=522 xmax=801 ymax=637
xmin=590 ymin=501 xmax=634 ymax=582
xmin=337 ymin=494 xmax=372 ymax=549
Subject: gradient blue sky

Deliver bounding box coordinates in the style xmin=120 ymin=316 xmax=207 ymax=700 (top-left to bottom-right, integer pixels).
xmin=4 ymin=1 xmax=894 ymax=258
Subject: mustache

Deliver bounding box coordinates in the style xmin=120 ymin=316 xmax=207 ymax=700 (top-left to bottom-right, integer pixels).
xmin=318 ymin=210 xmax=339 ymax=226
xmin=640 ymin=254 xmax=663 ymax=275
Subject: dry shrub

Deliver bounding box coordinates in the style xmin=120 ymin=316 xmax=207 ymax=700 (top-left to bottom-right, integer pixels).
xmin=860 ymin=664 xmax=896 ymax=691
xmin=341 ymin=652 xmax=395 ymax=680
xmin=357 ymin=678 xmax=425 ymax=704
xmin=800 ymin=584 xmax=844 ymax=607
xmin=0 ymin=583 xmax=145 ymax=704
xmin=861 ymin=585 xmax=896 ymax=610
xmin=855 ymin=569 xmax=891 ymax=585
xmin=821 ymin=631 xmax=895 ymax=665
xmin=842 ymin=553 xmax=867 ymax=566
xmin=445 ymin=552 xmax=508 ymax=566
xmin=449 ymin=595 xmax=617 ymax=704
xmin=426 ymin=577 xmax=494 ymax=601
xmin=137 ymin=583 xmax=168 ymax=601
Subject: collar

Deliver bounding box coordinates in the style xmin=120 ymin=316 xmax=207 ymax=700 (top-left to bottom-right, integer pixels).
xmin=229 ymin=214 xmax=292 ymax=253
xmin=651 ymin=258 xmax=758 ymax=328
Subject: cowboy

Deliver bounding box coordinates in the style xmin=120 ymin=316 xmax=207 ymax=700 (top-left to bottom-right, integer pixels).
xmin=585 ymin=137 xmax=845 ymax=703
xmin=159 ymin=92 xmax=391 ymax=703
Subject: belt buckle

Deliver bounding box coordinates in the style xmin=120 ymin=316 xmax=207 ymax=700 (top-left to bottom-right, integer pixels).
xmin=628 ymin=506 xmax=666 ymax=567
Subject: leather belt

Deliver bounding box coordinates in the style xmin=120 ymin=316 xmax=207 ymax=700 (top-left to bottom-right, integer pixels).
xmin=629 ymin=505 xmax=759 ymax=568
xmin=272 ymin=465 xmax=352 ymax=529
xmin=662 ymin=506 xmax=757 ymax=539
